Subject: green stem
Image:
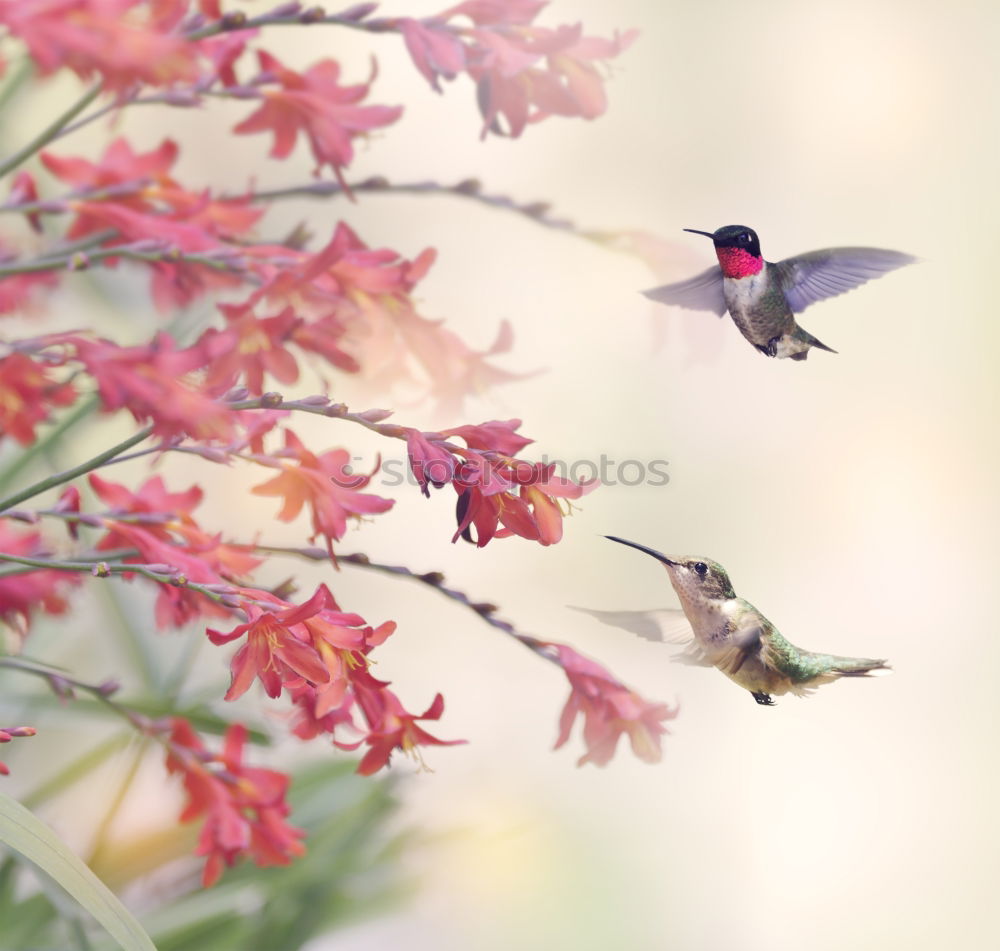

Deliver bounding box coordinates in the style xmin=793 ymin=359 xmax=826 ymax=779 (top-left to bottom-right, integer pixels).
xmin=0 ymin=58 xmax=34 ymax=117
xmin=0 ymin=425 xmax=153 ymax=513
xmin=0 ymin=82 xmax=103 ymax=180
xmin=0 ymin=242 xmax=256 ymax=279
xmin=0 ymin=395 xmax=98 ymax=495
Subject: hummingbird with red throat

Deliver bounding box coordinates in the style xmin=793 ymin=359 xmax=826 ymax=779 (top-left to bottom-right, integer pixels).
xmin=644 ymin=225 xmax=915 ymax=360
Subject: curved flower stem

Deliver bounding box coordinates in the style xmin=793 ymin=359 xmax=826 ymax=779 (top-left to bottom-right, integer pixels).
xmin=0 ymin=657 xmax=132 ymax=716
xmin=0 ymin=426 xmax=154 ymax=513
xmin=0 ymin=551 xmax=239 ymax=608
xmin=0 ymin=242 xmax=260 ymax=279
xmin=0 ymin=81 xmax=103 ymax=180
xmin=248 ymin=176 xmax=618 ymax=247
xmin=257 ymin=544 xmax=558 ymax=665
xmin=0 ymin=174 xmax=628 ymax=259
xmin=185 ymin=5 xmax=397 ymax=42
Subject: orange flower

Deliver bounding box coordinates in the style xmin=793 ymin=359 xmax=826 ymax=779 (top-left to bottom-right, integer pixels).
xmin=252 ymin=429 xmax=393 ymax=555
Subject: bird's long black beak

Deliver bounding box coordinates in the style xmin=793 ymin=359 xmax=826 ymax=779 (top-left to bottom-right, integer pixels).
xmin=605 ymin=535 xmax=677 ymax=566
xmin=683 ymin=228 xmax=716 ymax=239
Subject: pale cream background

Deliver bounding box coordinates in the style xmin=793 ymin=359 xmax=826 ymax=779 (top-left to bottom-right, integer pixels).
xmin=4 ymin=1 xmax=999 ymax=949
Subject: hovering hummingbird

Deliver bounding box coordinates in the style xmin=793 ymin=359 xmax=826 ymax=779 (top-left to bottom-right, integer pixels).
xmin=596 ymin=536 xmax=891 ymax=705
xmin=643 ymin=225 xmax=915 ymax=360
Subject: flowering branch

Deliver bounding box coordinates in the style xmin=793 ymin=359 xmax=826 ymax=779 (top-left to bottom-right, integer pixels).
xmin=0 ymin=241 xmax=260 ymax=280
xmin=184 ymin=3 xmax=391 ymax=42
xmin=261 ymin=546 xmax=678 ymax=766
xmin=0 ymin=554 xmax=249 ymax=630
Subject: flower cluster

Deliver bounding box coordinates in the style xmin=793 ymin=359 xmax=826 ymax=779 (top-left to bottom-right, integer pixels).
xmin=0 ymin=0 xmax=667 ymax=895
xmin=206 ymin=583 xmax=462 ymax=776
xmin=400 ymin=0 xmax=637 ymax=137
xmin=405 ymin=418 xmax=596 ymax=545
xmin=165 ymin=718 xmax=305 ymax=887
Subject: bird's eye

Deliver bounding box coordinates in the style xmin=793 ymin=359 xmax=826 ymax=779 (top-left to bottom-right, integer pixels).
xmin=739 ymin=233 xmax=750 ymax=244
xmin=692 ymin=562 xmax=708 ymax=576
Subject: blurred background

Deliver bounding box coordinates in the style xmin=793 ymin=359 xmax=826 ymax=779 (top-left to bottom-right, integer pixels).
xmin=4 ymin=1 xmax=999 ymax=949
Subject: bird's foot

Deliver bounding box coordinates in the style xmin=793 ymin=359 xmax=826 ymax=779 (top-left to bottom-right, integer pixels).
xmin=764 ymin=336 xmax=781 ymax=357
xmin=751 ymin=691 xmax=775 ymax=706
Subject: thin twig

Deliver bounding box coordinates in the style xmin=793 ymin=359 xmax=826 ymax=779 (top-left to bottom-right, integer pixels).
xmin=0 ymin=426 xmax=154 ymax=513
xmin=257 ymin=545 xmax=558 ymax=665
xmin=0 ymin=82 xmax=104 ymax=179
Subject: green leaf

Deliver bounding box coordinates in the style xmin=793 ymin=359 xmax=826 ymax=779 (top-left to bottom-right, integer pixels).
xmin=0 ymin=792 xmax=156 ymax=951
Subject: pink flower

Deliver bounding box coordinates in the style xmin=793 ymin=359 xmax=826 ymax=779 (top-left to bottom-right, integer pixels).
xmin=544 ymin=641 xmax=677 ymax=767
xmin=0 ymin=0 xmax=200 ymax=95
xmin=72 ymin=333 xmax=238 ymax=440
xmin=234 ymin=52 xmax=402 ymax=184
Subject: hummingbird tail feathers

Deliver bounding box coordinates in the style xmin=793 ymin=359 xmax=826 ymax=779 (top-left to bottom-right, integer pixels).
xmin=831 ymin=658 xmax=892 ymax=677
xmin=792 ymin=325 xmax=838 ymax=355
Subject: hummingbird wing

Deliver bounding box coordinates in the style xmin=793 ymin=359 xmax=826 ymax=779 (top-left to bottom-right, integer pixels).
xmin=774 ymin=248 xmax=916 ymax=314
xmin=641 ymin=266 xmax=727 ymax=317
xmin=568 ymin=606 xmax=716 ymax=667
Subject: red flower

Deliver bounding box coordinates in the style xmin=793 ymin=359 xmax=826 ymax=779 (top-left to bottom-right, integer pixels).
xmin=0 ymin=353 xmax=75 ymax=446
xmin=8 ymin=171 xmax=42 ymax=233
xmin=207 ymin=588 xmax=331 ymax=701
xmin=42 ymin=138 xmax=180 ymax=237
xmin=0 ymin=726 xmax=37 ymax=777
xmin=251 ymin=429 xmax=394 ymax=555
xmin=69 ymin=201 xmax=242 ymax=310
xmin=543 ymin=641 xmax=676 ymax=767
xmin=406 ymin=429 xmax=457 ymax=496
xmin=89 ymin=473 xmax=203 ymax=533
xmin=0 ymin=244 xmax=59 ymax=315
xmin=72 ymin=333 xmax=237 ymax=440
xmin=202 ymin=305 xmax=302 ymax=396
xmin=350 ymin=669 xmax=464 ymax=775
xmin=0 ymin=524 xmax=79 ymax=640
xmin=234 ymin=51 xmax=402 ymax=183
xmin=166 ymin=718 xmax=304 ymax=887
xmin=0 ymin=0 xmax=200 ymax=95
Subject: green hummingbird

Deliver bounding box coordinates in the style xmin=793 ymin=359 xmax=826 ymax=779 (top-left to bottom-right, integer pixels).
xmin=598 ymin=536 xmax=891 ymax=705
xmin=643 ymin=225 xmax=915 ymax=360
